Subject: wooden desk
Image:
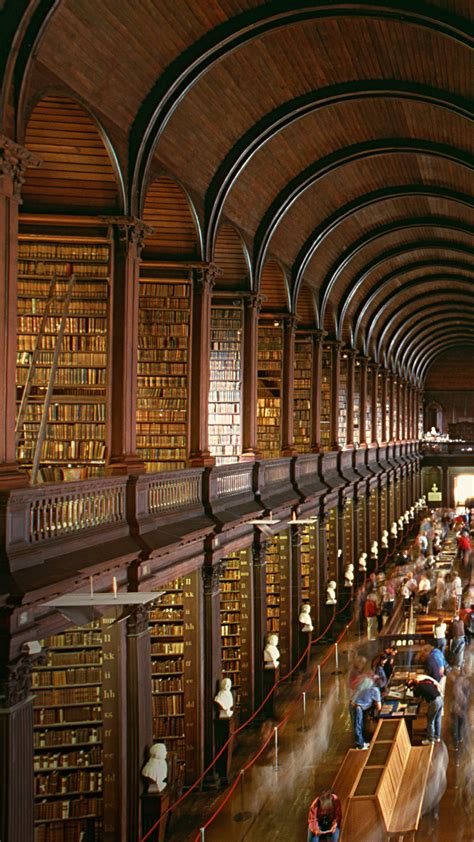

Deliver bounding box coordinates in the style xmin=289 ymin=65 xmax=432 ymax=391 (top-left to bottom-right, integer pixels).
xmin=337 ymin=719 xmax=433 ymax=842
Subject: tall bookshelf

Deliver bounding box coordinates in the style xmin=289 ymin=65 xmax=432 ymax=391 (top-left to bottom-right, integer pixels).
xmin=338 ymin=354 xmax=348 ymax=447
xmin=149 ymin=574 xmax=200 ymax=784
xmin=219 ymin=549 xmax=253 ymax=717
xmin=257 ymin=322 xmax=283 ymax=458
xmin=357 ymin=495 xmax=367 ymax=553
xmin=265 ymin=531 xmax=291 ymax=672
xmin=369 ymin=489 xmax=378 ymax=543
xmin=343 ymin=500 xmax=353 ymax=564
xmin=376 ymin=373 xmax=383 ymax=442
xmin=325 ymin=508 xmax=338 ymax=581
xmin=320 ymin=346 xmax=332 ymax=451
xmin=366 ymin=370 xmax=373 ymax=444
xmin=17 ymin=229 xmax=109 ymax=481
xmin=380 ymin=485 xmax=387 ymax=531
xmin=137 ymin=274 xmax=191 ymax=471
xmin=32 ymin=623 xmax=103 ymax=842
xmin=353 ymin=363 xmax=361 ymax=446
xmin=300 ymin=522 xmax=318 ymax=608
xmin=294 ymin=336 xmax=312 ymax=452
xmin=208 ymin=300 xmax=242 ymax=464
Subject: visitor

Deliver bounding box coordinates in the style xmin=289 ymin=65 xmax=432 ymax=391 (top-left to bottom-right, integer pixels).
xmin=349 ymin=681 xmax=381 ymax=750
xmin=406 ymin=678 xmax=443 ymax=744
xmin=307 ymin=789 xmax=342 ymax=841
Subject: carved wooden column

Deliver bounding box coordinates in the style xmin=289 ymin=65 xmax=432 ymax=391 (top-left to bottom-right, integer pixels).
xmin=290 ymin=524 xmax=302 ymax=667
xmin=281 ymin=315 xmax=297 ymax=456
xmin=202 ymin=562 xmax=224 ymax=786
xmin=330 ymin=341 xmax=342 ymax=450
xmin=370 ymin=363 xmax=380 ymax=445
xmin=310 ymin=330 xmax=325 ymax=452
xmin=126 ymin=605 xmax=153 ymax=840
xmin=359 ymin=357 xmax=369 ymax=446
xmin=104 ymin=217 xmax=153 ymax=474
xmin=189 ymin=266 xmax=220 ymax=466
xmin=252 ymin=536 xmax=268 ymax=708
xmin=395 ymin=377 xmax=402 ymax=441
xmin=380 ymin=369 xmax=388 ymax=443
xmin=406 ymin=383 xmax=412 ymax=440
xmin=346 ymin=350 xmax=356 ymax=447
xmin=0 ymin=136 xmax=40 ymax=488
xmin=0 ymin=652 xmax=35 ymax=842
xmin=388 ymin=373 xmax=395 ymax=442
xmin=241 ymin=294 xmax=262 ymax=460
xmin=317 ymin=516 xmax=328 ymax=628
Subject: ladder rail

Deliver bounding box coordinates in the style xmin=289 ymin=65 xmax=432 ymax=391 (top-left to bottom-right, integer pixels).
xmin=15 ymin=275 xmax=58 ymax=445
xmin=31 ymin=272 xmax=76 ymax=484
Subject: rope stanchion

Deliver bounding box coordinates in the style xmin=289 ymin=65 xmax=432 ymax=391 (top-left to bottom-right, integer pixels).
xmin=232 ymin=769 xmax=253 ymax=823
xmin=141 ymin=597 xmax=357 ymax=841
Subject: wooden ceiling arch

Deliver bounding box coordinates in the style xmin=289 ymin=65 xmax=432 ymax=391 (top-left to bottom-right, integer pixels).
xmin=388 ymin=306 xmax=474 ymax=372
xmin=353 ymin=262 xmax=474 ymax=348
xmin=291 ymin=185 xmax=473 ymax=301
xmin=251 ymin=139 xmax=472 ymax=284
xmin=336 ymin=242 xmax=474 ymax=343
xmin=318 ymin=217 xmax=473 ymax=322
xmin=419 ymin=341 xmax=474 ymax=382
xmin=127 ymin=1 xmax=473 ymax=206
xmin=404 ymin=323 xmax=474 ymax=379
xmin=373 ymin=287 xmax=474 ymax=360
xmin=203 ymin=81 xmax=473 ymax=258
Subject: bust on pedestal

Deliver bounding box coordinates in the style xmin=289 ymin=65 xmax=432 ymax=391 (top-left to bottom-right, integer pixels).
xmin=358 ymin=552 xmax=367 ymax=573
xmin=262 ymin=633 xmax=280 ymax=717
xmin=381 ymin=530 xmax=389 ymax=549
xmin=390 ymin=521 xmax=398 ymax=537
xmin=344 ymin=563 xmax=354 ymax=587
xmin=141 ymin=744 xmax=169 ymax=842
xmin=326 ymin=580 xmax=337 ymax=604
xmin=214 ymin=678 xmax=235 ymax=785
xmin=298 ymin=603 xmax=313 ymax=669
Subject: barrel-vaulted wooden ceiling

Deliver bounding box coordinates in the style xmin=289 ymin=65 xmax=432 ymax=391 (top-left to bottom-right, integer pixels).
xmin=1 ymin=0 xmax=473 ymax=385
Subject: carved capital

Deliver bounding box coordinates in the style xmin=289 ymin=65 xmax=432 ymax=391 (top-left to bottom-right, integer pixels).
xmin=101 ymin=216 xmax=155 ymax=255
xmin=201 ymin=561 xmax=226 ymax=595
xmin=0 ymin=654 xmax=33 ymax=708
xmin=193 ymin=263 xmax=222 ymax=292
xmin=127 ymin=604 xmax=150 ymax=636
xmin=0 ymin=135 xmax=41 ymax=200
xmin=283 ymin=314 xmax=298 ymax=333
xmin=244 ymin=292 xmax=265 ymax=312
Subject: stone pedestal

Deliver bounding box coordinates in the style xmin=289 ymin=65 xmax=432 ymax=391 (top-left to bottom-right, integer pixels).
xmin=214 ymin=714 xmax=236 ymax=786
xmin=262 ymin=667 xmax=279 ymax=718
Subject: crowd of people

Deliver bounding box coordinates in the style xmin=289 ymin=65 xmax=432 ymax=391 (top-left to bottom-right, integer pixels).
xmin=306 ymin=506 xmax=473 ymax=838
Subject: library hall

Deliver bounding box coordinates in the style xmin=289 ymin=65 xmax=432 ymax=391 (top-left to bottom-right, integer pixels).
xmin=1 ymin=2 xmax=474 ymax=841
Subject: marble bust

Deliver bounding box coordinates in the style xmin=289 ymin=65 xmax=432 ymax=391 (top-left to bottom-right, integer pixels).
xmin=214 ymin=677 xmax=234 ymax=718
xmin=298 ymin=603 xmax=314 ymax=633
xmin=142 ymin=743 xmax=168 ymax=793
xmin=264 ymin=633 xmax=280 ymax=669
xmin=381 ymin=530 xmax=389 ymax=548
xmin=370 ymin=540 xmax=378 ymax=557
xmin=326 ymin=580 xmax=337 ymax=604
xmin=344 ymin=563 xmax=354 ymax=586
xmin=390 ymin=521 xmax=398 ymax=537
xmin=358 ymin=552 xmax=367 ymax=571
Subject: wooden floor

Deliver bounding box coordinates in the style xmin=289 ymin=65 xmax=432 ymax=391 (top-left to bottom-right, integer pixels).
xmin=165 ymin=552 xmax=474 ymax=842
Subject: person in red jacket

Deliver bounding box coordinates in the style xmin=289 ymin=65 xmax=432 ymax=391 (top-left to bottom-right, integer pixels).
xmin=459 ymin=532 xmax=471 ymax=567
xmin=307 ymin=789 xmax=342 ymax=841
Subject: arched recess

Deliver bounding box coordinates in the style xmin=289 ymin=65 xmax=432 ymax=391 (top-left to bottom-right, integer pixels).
xmin=213 ymin=223 xmax=251 ymax=291
xmin=412 ymin=331 xmax=474 ymax=381
xmin=424 ymin=401 xmax=444 ymax=432
xmin=260 ymin=258 xmax=290 ymax=312
xmin=141 ymin=174 xmax=202 ymax=259
xmin=296 ymin=283 xmax=317 ymax=328
xmin=22 ymin=94 xmax=124 ymax=213
xmin=208 ymin=223 xmax=250 ymax=464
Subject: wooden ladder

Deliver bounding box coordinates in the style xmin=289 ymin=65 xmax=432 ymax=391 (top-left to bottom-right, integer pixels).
xmin=15 ymin=269 xmax=76 ymax=483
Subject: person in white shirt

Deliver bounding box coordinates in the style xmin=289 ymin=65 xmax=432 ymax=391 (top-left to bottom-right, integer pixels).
xmin=418 ymin=573 xmax=432 ymax=614
xmin=433 ymin=618 xmax=447 ymax=654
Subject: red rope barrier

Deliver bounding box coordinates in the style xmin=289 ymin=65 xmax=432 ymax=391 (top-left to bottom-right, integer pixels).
xmin=140 ymin=604 xmax=349 ymax=842
xmin=141 ymin=523 xmax=424 ymax=841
